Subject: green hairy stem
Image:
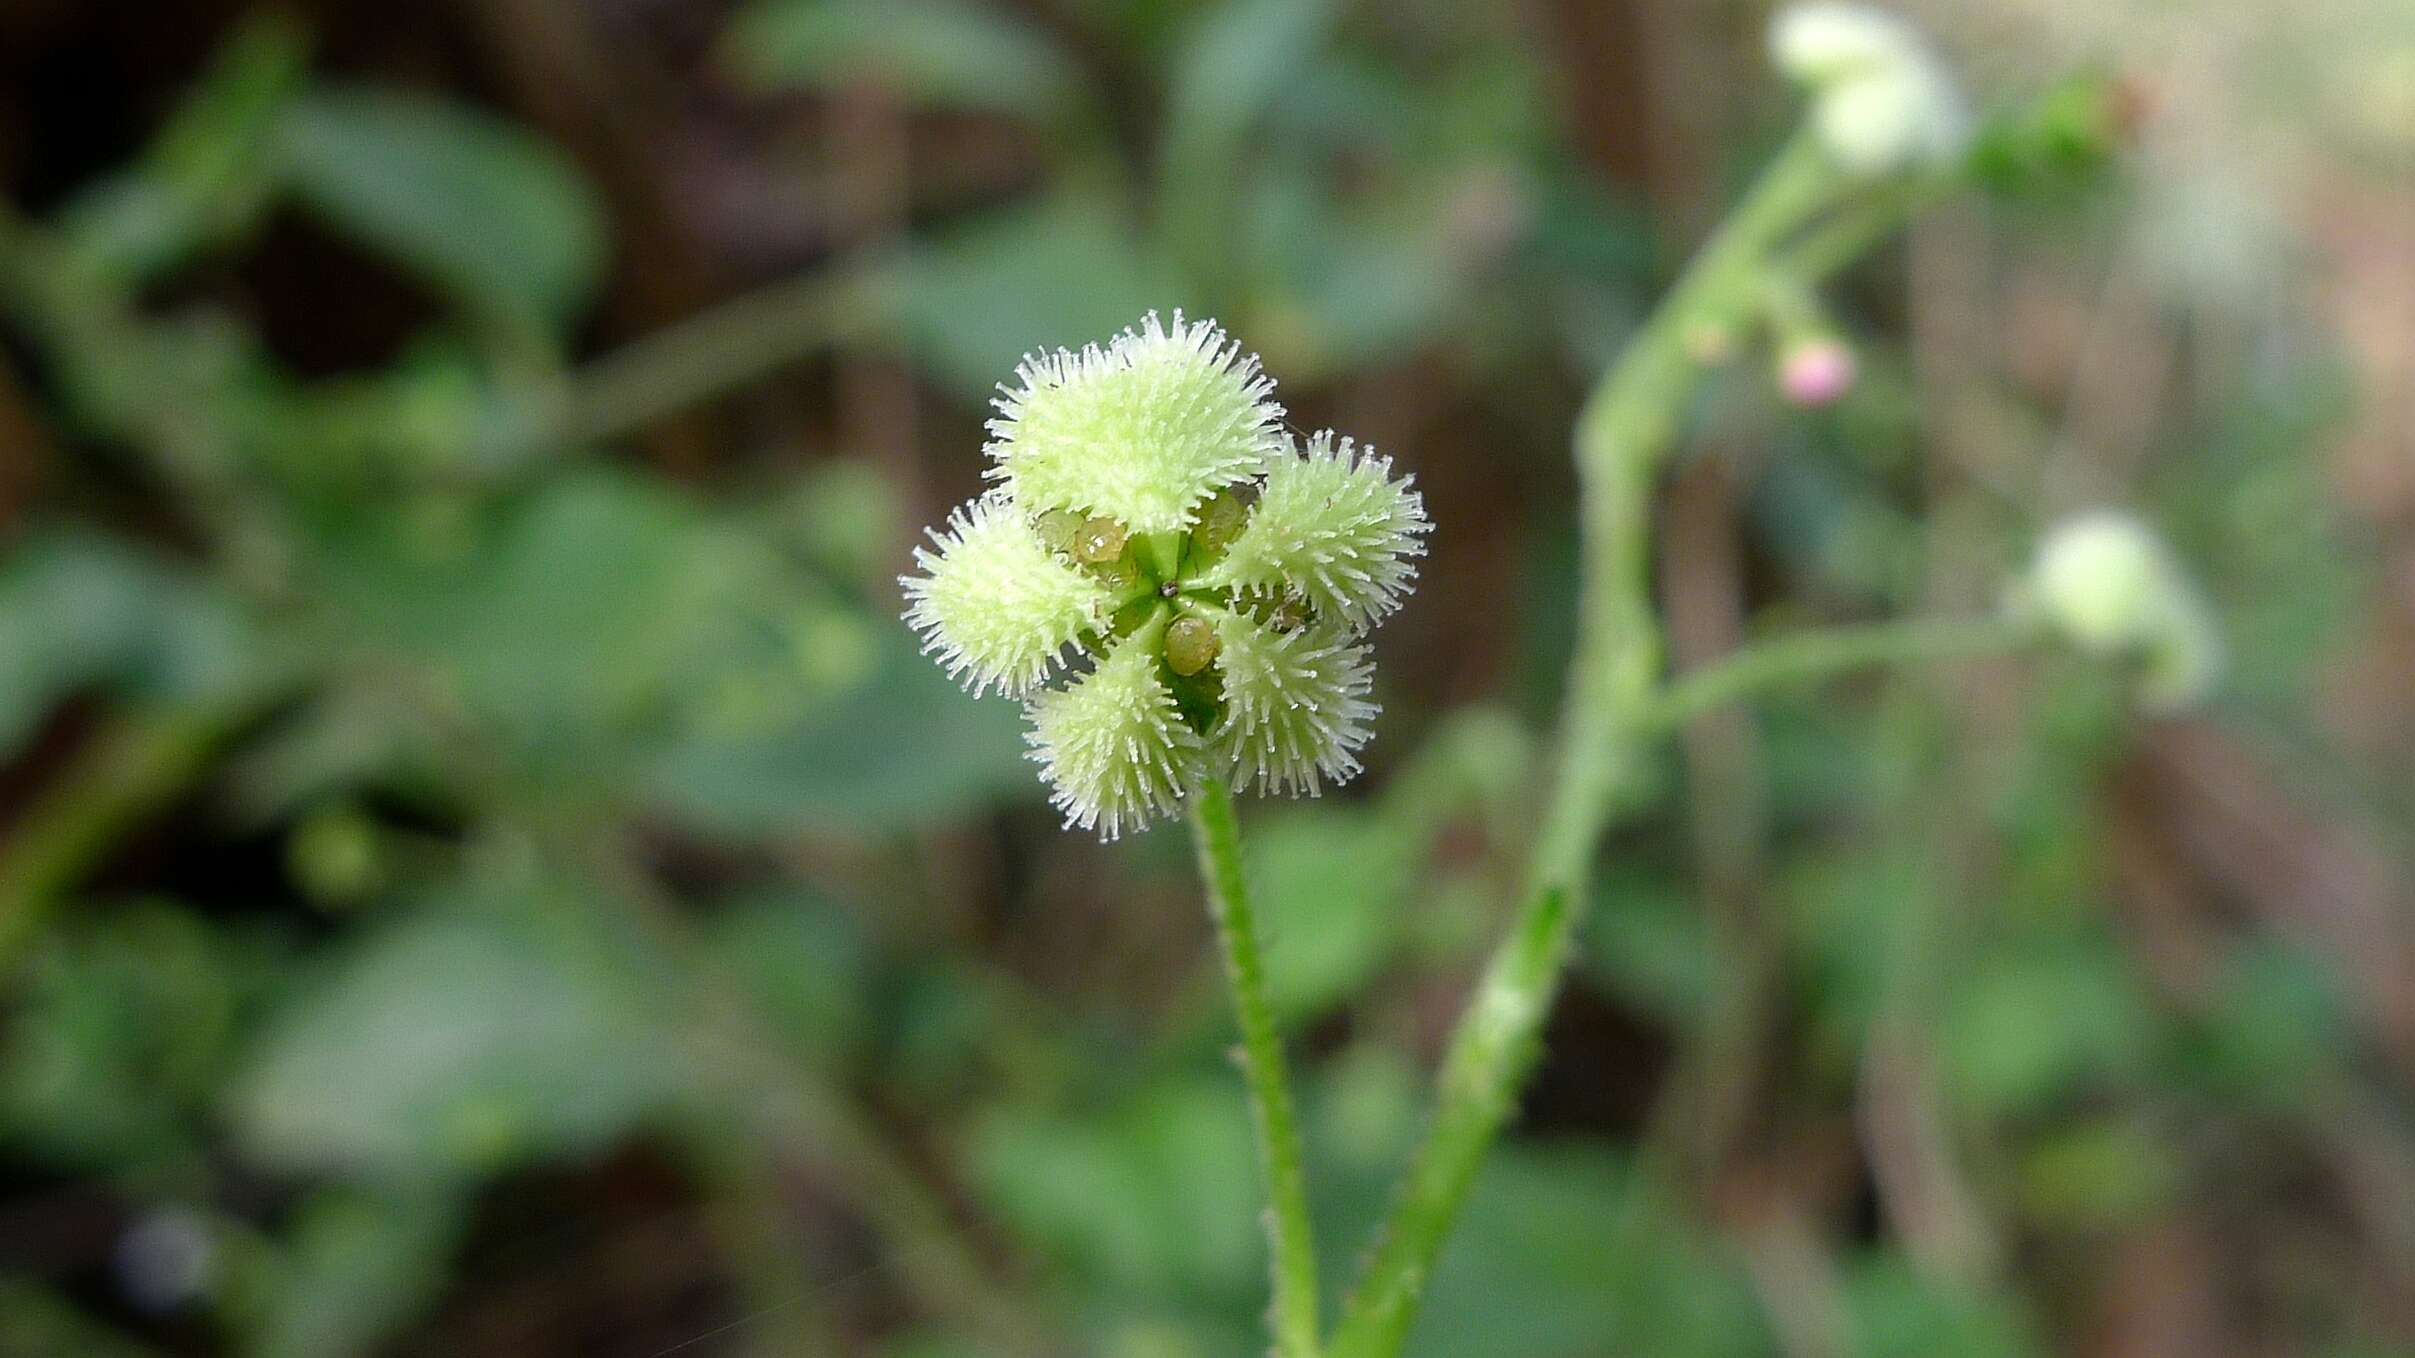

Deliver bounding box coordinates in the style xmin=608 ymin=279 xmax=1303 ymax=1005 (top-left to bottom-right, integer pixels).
xmin=1190 ymin=776 xmax=1324 ymax=1358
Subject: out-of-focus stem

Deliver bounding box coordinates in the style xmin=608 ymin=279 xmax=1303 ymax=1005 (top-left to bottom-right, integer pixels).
xmin=0 ymin=698 xmax=271 ymax=972
xmin=1331 ymin=130 xmax=1851 ymax=1358
xmin=1189 ymin=776 xmax=1321 ymax=1358
xmin=1645 ymin=615 xmax=2040 ymax=730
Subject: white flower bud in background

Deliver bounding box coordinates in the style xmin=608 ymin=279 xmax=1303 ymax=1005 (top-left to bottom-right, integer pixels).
xmin=903 ymin=313 xmax=1427 ymax=838
xmin=1769 ymin=3 xmax=1969 ymax=176
xmin=2025 ymin=511 xmax=2223 ymax=711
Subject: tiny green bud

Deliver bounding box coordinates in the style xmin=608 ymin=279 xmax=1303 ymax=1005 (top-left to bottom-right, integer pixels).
xmin=1033 ymin=507 xmax=1082 ymax=554
xmin=1165 ymin=614 xmax=1221 ymax=676
xmin=1075 ymin=515 xmax=1129 ymax=565
xmin=1191 ymin=489 xmax=1251 ymax=556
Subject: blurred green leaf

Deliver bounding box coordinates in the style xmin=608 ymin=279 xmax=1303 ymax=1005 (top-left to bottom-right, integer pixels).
xmin=647 ymin=621 xmax=1033 ymax=836
xmin=2017 ymin=1117 xmax=2179 ymax=1227
xmin=1252 ymin=807 xmax=1415 ymax=1020
xmin=1842 ymin=1253 xmax=2040 ymax=1358
xmin=58 ymin=16 xmax=309 ymax=284
xmin=895 ymin=195 xmax=1187 ymax=405
xmin=1405 ymin=1148 xmax=1768 ymax=1358
xmin=1942 ymin=940 xmax=2156 ymax=1118
xmin=1585 ymin=864 xmax=1713 ymax=1027
xmin=1157 ymin=0 xmax=1339 ymax=287
xmin=0 ymin=904 xmax=270 ymax=1178
xmin=971 ymin=1077 xmax=1260 ymax=1303
xmin=0 ymin=1279 xmax=160 ymax=1358
xmin=239 ymin=1187 xmax=464 ymax=1358
xmin=0 ymin=529 xmax=254 ymax=757
xmin=277 ymin=88 xmax=608 ymax=328
xmin=2189 ymin=940 xmax=2349 ymax=1107
xmin=228 ymin=880 xmax=673 ymax=1178
xmin=707 ymin=888 xmax=872 ymax=1065
xmin=308 ymin=473 xmax=783 ymax=765
xmin=724 ymin=0 xmax=1083 ymax=120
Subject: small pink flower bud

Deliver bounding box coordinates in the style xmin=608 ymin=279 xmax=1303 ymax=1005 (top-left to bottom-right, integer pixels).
xmin=1778 ymin=338 xmax=1857 ymax=406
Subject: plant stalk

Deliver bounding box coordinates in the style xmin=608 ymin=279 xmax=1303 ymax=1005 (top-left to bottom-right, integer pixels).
xmin=1330 ymin=130 xmax=1853 ymax=1358
xmin=1189 ymin=776 xmax=1322 ymax=1358
xmin=1645 ymin=614 xmax=2041 ymax=731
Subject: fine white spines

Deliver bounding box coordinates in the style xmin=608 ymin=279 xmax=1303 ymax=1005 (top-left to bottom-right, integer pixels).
xmin=1199 ymin=432 xmax=1430 ymax=634
xmin=984 ymin=310 xmax=1287 ymax=536
xmin=1024 ymin=639 xmax=1203 ymax=840
xmin=902 ymin=494 xmax=1115 ymax=697
xmin=1769 ymin=3 xmax=1968 ymax=177
xmin=1210 ymin=613 xmax=1377 ymax=797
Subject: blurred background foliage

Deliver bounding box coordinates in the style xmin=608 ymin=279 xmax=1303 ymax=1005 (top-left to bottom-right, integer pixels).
xmin=0 ymin=0 xmax=2410 ymax=1355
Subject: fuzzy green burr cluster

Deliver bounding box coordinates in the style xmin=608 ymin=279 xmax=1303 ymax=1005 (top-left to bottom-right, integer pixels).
xmin=903 ymin=312 xmax=1428 ymax=839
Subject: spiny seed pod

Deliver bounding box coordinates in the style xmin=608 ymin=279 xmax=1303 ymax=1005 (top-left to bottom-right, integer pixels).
xmin=1209 ymin=612 xmax=1377 ymax=797
xmin=984 ymin=310 xmax=1287 ymax=536
xmin=903 ymin=494 xmax=1115 ymax=697
xmin=901 ymin=315 xmax=1426 ymax=838
xmin=1770 ymin=3 xmax=1968 ymax=177
xmin=1025 ymin=635 xmax=1201 ymax=839
xmin=2023 ymin=511 xmax=2222 ymax=712
xmin=1197 ymin=431 xmax=1430 ymax=634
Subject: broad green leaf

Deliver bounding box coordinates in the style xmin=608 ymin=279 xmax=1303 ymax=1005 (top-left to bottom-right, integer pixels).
xmin=893 ymin=195 xmax=1187 ymax=405
xmin=0 ymin=528 xmax=254 ymax=756
xmin=646 ymin=624 xmax=1032 ymax=835
xmin=724 ymin=0 xmax=1083 ymax=120
xmin=1404 ymin=1148 xmax=1768 ymax=1358
xmin=59 ymin=16 xmax=308 ymax=284
xmin=1252 ymin=807 xmax=1416 ymax=1020
xmin=243 ymin=1186 xmax=466 ymax=1358
xmin=228 ymin=882 xmax=673 ymax=1178
xmin=278 ymin=88 xmax=608 ymax=327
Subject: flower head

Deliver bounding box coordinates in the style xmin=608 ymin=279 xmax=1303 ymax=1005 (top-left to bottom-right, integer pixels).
xmin=1770 ymin=3 xmax=1968 ymax=176
xmin=2023 ymin=511 xmax=2222 ymax=711
xmin=903 ymin=314 xmax=1425 ymax=837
